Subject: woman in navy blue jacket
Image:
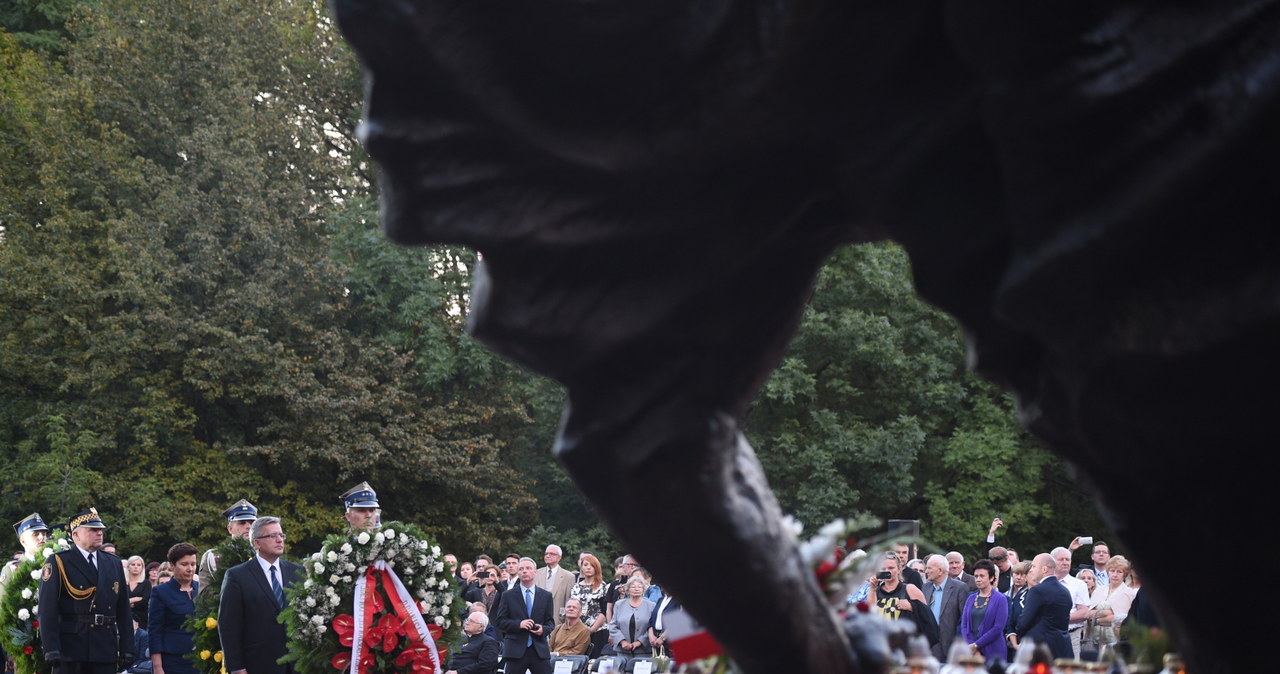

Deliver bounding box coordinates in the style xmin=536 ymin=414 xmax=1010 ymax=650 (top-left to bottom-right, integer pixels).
xmin=149 ymin=542 xmax=200 ymax=674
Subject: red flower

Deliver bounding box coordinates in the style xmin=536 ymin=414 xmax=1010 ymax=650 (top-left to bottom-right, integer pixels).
xmin=364 ymin=613 xmax=401 ymax=652
xmin=333 ymin=614 xmax=356 ymax=648
xmin=394 ymin=642 xmax=437 ymax=673
xmin=330 ymin=653 xmax=350 ymax=671
xmin=23 ymin=646 xmax=33 ymax=655
xmin=31 ymin=620 xmax=38 ymax=629
xmin=426 ymin=624 xmax=443 ymax=641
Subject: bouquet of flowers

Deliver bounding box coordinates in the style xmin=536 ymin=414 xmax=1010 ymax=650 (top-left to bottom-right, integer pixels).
xmin=0 ymin=531 xmax=71 ymax=674
xmin=282 ymin=522 xmax=460 ymax=674
xmin=185 ymin=535 xmax=255 ymax=674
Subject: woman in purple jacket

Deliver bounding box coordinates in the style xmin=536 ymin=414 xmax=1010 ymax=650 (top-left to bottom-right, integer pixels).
xmin=958 ymin=559 xmax=1010 ymax=665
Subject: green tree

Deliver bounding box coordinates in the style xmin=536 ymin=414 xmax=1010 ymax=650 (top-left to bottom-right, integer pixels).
xmin=745 ymin=242 xmax=1103 ymax=559
xmin=0 ymin=0 xmax=539 ymax=558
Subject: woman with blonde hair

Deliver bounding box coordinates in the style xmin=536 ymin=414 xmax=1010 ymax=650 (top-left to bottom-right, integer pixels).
xmin=570 ymin=553 xmax=609 ymax=658
xmin=125 ymin=555 xmax=152 ymax=629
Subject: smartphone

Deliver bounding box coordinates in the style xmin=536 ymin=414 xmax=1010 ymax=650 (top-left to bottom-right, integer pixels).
xmin=876 ymin=571 xmax=893 ymax=580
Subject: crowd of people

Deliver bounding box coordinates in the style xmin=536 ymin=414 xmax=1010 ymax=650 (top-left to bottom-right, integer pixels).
xmin=858 ymin=518 xmax=1157 ymax=667
xmin=4 ymin=502 xmax=1150 ymax=674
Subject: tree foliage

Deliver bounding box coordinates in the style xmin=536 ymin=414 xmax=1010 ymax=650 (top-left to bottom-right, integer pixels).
xmin=746 ymin=243 xmax=1102 ymax=560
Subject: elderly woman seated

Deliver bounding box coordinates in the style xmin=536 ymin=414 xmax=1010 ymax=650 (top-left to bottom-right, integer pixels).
xmin=603 ymin=576 xmax=656 ymax=671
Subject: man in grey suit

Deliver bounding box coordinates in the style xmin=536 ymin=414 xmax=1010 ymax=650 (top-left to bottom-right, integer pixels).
xmin=219 ymin=516 xmax=304 ymax=674
xmin=923 ymin=554 xmax=968 ymax=660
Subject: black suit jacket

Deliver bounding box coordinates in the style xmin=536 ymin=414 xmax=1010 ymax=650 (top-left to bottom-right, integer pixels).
xmin=1015 ymin=576 xmax=1072 ymax=659
xmin=445 ymin=632 xmax=500 ymax=674
xmin=494 ymin=583 xmax=555 ymax=660
xmin=218 ymin=557 xmax=303 ymax=674
xmin=37 ymin=548 xmax=134 ymax=663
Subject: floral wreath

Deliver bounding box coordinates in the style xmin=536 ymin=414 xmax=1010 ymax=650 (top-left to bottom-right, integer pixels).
xmin=0 ymin=531 xmax=71 ymax=674
xmin=282 ymin=522 xmax=461 ymax=674
xmin=185 ymin=534 xmax=256 ymax=674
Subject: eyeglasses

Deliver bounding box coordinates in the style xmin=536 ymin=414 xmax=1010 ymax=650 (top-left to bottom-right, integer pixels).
xmin=256 ymin=533 xmax=287 ymax=541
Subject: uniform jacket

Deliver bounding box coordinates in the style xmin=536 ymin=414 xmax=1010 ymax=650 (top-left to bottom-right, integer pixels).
xmin=38 ymin=547 xmax=134 ymax=663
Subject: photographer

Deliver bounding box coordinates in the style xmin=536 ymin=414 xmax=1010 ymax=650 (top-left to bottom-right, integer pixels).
xmin=464 ymin=567 xmax=500 ymax=616
xmin=867 ymin=553 xmax=938 ymax=648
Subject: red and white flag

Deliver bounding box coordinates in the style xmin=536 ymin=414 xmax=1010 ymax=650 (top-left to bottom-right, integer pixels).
xmin=664 ymin=608 xmax=724 ymax=662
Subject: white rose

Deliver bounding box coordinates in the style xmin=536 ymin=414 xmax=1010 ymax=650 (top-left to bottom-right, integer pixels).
xmin=383 ymin=528 xmax=395 ymax=538
xmin=375 ymin=531 xmax=386 ymax=542
xmin=402 ymin=566 xmax=414 ymax=576
xmin=329 ymin=574 xmax=341 ymax=584
xmin=314 ymin=562 xmax=325 ymax=574
xmin=434 ymin=615 xmax=445 ymax=626
xmin=341 ymin=543 xmax=353 ymax=554
xmin=30 ymin=569 xmax=41 ymax=580
xmin=343 ymin=576 xmax=352 ymax=583
xmin=439 ymin=579 xmax=448 ymax=589
xmin=416 ymin=589 xmax=428 ymax=599
xmin=434 ymin=562 xmax=444 ymax=573
xmin=356 ymin=532 xmax=370 ymax=545
xmin=42 ymin=548 xmax=54 ymax=558
xmin=17 ymin=609 xmax=29 ymax=620
xmin=345 ymin=563 xmax=356 ymax=572
xmin=325 ymin=586 xmax=336 ymax=596
xmin=312 ymin=552 xmax=322 ymax=561
xmin=327 ymin=551 xmax=338 ymax=563
xmin=330 ymin=594 xmax=340 ymax=606
xmin=418 ymin=556 xmax=428 ymax=567
xmin=305 ymin=596 xmax=316 ymax=607
xmin=317 ymin=624 xmax=326 ymax=634
xmin=21 ymin=588 xmax=32 ymax=599
xmin=423 ymin=577 xmax=435 ymax=589
xmin=304 ymin=579 xmax=314 ymax=588
xmin=429 ymin=544 xmax=439 ymax=554
xmin=311 ymin=615 xmax=324 ymax=625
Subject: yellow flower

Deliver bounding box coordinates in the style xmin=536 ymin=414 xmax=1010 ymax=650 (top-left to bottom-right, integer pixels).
xmin=200 ymin=651 xmax=212 ymax=661
xmin=205 ymin=617 xmax=218 ymax=629
xmin=214 ymin=652 xmax=223 ymax=663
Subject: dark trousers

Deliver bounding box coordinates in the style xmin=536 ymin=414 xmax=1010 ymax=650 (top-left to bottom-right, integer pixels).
xmin=503 ymin=650 xmax=550 ymax=674
xmin=55 ymin=662 xmax=116 ymax=674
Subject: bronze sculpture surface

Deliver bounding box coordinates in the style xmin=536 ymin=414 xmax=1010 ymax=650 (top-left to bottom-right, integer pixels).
xmin=328 ymin=1 xmax=1280 ymax=671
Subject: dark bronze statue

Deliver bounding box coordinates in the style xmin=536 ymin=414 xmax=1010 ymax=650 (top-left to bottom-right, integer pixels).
xmin=328 ymin=1 xmax=1280 ymax=671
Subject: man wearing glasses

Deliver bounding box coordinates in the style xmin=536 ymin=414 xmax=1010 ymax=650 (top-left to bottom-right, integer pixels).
xmin=443 ymin=610 xmax=499 ymax=674
xmin=218 ymin=516 xmax=304 ymax=674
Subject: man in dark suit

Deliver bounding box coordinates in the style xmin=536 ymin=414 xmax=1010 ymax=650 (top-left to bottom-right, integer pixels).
xmin=38 ymin=508 xmax=134 ymax=674
xmin=218 ymin=516 xmax=304 ymax=674
xmin=1015 ymin=553 xmax=1073 ymax=659
xmin=922 ymin=554 xmax=968 ymax=660
xmin=494 ymin=557 xmax=555 ymax=674
xmin=444 ymin=611 xmax=500 ymax=674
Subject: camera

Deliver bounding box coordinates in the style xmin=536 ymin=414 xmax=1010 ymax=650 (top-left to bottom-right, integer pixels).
xmin=876 ymin=571 xmax=893 ymax=580
xmin=475 ymin=571 xmax=490 ymax=579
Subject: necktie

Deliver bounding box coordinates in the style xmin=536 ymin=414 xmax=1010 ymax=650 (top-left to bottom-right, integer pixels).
xmin=525 ymin=588 xmax=534 ymax=646
xmin=88 ymin=552 xmax=97 ymax=570
xmin=547 ymin=568 xmax=553 ymax=581
xmin=931 ymin=585 xmax=943 ymax=622
xmin=271 ymin=565 xmax=284 ymax=608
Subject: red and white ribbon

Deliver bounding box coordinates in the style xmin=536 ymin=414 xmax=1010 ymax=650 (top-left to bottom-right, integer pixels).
xmin=350 ymin=560 xmax=441 ymax=674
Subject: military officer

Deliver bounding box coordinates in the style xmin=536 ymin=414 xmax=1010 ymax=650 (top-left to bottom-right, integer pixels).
xmin=37 ymin=508 xmax=133 ymax=674
xmin=340 ymin=482 xmax=381 ymax=531
xmin=0 ymin=513 xmax=50 ymax=592
xmin=196 ymin=499 xmax=257 ymax=594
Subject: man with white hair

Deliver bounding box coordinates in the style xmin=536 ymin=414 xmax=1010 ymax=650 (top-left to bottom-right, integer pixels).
xmin=444 ymin=610 xmax=499 ymax=674
xmin=535 ymin=544 xmax=575 ymax=625
xmin=922 ymin=554 xmax=968 ymax=660
xmin=1015 ymin=553 xmax=1072 ymax=658
xmin=946 ymin=551 xmax=978 ymax=592
xmin=1052 ymin=546 xmax=1092 ymax=657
